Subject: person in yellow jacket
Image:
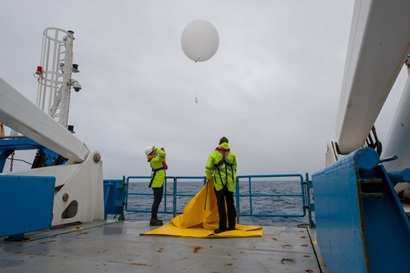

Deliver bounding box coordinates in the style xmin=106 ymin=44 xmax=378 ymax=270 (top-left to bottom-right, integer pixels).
xmin=145 ymin=145 xmax=168 ymax=226
xmin=205 ymin=137 xmax=238 ymax=233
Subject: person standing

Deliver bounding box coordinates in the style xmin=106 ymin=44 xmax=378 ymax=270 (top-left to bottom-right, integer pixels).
xmin=145 ymin=145 xmax=167 ymax=226
xmin=205 ymin=137 xmax=238 ymax=233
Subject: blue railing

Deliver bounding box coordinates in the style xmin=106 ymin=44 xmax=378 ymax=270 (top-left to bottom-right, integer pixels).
xmin=124 ymin=176 xmax=207 ymax=216
xmin=235 ymin=174 xmax=306 ymax=218
xmin=116 ymin=173 xmax=315 ymax=225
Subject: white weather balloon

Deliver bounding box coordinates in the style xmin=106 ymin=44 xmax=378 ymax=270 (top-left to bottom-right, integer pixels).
xmin=181 ymin=20 xmax=219 ymax=62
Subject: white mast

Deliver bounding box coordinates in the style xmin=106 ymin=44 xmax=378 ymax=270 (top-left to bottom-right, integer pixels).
xmin=35 ymin=27 xmax=81 ymax=129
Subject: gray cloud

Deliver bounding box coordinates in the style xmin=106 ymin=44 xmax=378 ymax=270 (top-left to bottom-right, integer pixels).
xmin=1 ymin=0 xmax=406 ymax=179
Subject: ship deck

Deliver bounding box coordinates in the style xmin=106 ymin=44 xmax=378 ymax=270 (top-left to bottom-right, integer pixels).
xmin=1 ymin=220 xmax=327 ymax=273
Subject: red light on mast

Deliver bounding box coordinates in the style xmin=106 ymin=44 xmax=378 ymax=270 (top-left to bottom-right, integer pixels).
xmin=36 ymin=66 xmax=43 ymax=74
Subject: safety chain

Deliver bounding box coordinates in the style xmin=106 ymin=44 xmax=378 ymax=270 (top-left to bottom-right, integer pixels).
xmin=10 ymin=151 xmax=15 ymax=172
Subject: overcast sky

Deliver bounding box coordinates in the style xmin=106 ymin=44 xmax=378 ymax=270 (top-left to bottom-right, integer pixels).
xmin=1 ymin=0 xmax=408 ymax=179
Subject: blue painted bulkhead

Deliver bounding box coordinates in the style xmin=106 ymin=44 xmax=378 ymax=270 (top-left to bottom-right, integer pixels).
xmin=0 ymin=175 xmax=55 ymax=239
xmin=313 ymin=148 xmax=410 ymax=273
xmin=103 ymin=178 xmax=126 ymax=220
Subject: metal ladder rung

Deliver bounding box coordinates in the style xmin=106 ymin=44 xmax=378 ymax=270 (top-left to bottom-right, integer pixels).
xmin=361 ymin=192 xmax=384 ymax=198
xmin=359 ymin=178 xmax=383 ymax=184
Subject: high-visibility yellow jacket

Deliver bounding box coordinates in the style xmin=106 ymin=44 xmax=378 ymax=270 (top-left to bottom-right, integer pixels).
xmin=147 ymin=148 xmax=166 ymax=188
xmin=205 ymin=142 xmax=237 ymax=192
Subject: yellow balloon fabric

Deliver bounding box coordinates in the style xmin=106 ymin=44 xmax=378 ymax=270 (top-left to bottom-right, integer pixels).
xmin=142 ymin=181 xmax=263 ymax=238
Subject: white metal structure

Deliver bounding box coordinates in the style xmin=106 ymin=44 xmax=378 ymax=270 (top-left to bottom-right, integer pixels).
xmin=0 ymin=27 xmax=103 ymax=226
xmin=382 ymin=66 xmax=410 ymax=198
xmin=0 ymin=77 xmax=104 ymax=226
xmin=382 ymin=67 xmax=410 ymax=172
xmin=0 ymin=78 xmax=89 ymax=162
xmin=326 ymin=0 xmax=410 ymax=198
xmin=327 ymin=0 xmax=410 ymax=162
xmin=36 ymin=27 xmax=80 ymax=129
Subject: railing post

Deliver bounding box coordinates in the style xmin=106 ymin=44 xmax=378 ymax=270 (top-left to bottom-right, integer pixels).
xmin=235 ymin=176 xmax=240 ymax=224
xmin=173 ymin=177 xmax=177 ymax=217
xmin=304 ymin=173 xmax=316 ymax=228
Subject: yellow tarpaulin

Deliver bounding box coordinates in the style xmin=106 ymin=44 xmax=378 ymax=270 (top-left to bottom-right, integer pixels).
xmin=142 ymin=181 xmax=263 ymax=238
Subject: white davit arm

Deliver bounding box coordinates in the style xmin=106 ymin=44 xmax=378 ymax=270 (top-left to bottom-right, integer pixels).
xmin=0 ymin=77 xmax=90 ymax=162
xmin=335 ymin=0 xmax=410 ymax=155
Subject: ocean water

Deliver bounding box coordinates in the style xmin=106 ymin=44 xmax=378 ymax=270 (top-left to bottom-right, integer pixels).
xmin=123 ymin=176 xmax=311 ymax=227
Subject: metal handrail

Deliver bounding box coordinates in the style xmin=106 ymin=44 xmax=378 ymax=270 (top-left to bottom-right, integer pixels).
xmin=235 ymin=174 xmax=306 ymax=218
xmin=123 ymin=174 xmax=313 ymax=224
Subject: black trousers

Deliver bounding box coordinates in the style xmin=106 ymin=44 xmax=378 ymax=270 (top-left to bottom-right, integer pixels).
xmin=151 ymin=186 xmax=163 ymax=219
xmin=214 ymin=186 xmax=236 ymax=229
